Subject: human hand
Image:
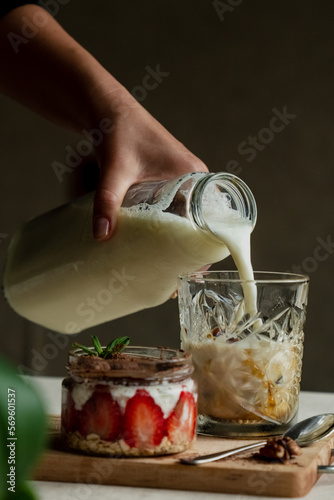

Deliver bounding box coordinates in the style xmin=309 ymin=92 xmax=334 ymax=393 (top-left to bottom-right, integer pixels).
xmin=0 ymin=4 xmax=208 ymax=242
xmin=91 ymin=98 xmax=208 ymax=240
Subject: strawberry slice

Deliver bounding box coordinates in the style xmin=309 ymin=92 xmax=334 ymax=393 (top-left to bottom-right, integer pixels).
xmin=78 ymin=385 xmax=122 ymax=441
xmin=123 ymin=389 xmax=166 ymax=449
xmin=167 ymin=391 xmax=197 ymax=444
xmin=61 ymin=386 xmax=78 ymax=433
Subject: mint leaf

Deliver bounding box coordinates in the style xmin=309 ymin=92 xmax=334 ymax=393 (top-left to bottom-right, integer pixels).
xmin=72 ymin=342 xmax=96 ymax=356
xmin=72 ymin=336 xmax=130 ymax=358
xmin=91 ymin=335 xmax=103 ymax=355
xmin=103 ymin=336 xmax=130 ymax=358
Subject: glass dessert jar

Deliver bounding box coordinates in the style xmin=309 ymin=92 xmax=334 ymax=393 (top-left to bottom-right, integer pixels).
xmin=61 ymin=346 xmax=197 ymax=456
xmin=3 ymin=172 xmax=256 ymax=333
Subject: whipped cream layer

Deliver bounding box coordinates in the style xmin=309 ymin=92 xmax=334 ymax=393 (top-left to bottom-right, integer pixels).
xmin=68 ymin=377 xmax=197 ymax=418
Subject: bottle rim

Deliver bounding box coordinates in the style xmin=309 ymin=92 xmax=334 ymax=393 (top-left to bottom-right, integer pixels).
xmin=189 ymin=172 xmax=257 ymax=236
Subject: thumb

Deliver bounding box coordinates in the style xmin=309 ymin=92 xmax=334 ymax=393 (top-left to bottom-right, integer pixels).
xmin=93 ymin=170 xmax=130 ymax=240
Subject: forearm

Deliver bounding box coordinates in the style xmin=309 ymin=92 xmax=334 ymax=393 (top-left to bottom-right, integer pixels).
xmin=0 ymin=4 xmax=132 ymax=133
xmin=0 ymin=4 xmax=208 ymax=240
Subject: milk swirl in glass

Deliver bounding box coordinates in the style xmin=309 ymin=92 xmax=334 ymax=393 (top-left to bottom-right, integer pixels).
xmin=179 ymin=271 xmax=308 ymax=436
xmin=2 ymin=172 xmax=257 ymax=334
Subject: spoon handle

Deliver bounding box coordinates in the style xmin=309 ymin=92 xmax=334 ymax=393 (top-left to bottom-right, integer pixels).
xmin=317 ymin=449 xmax=334 ymax=473
xmin=318 ymin=465 xmax=334 ymax=473
xmin=180 ymin=440 xmax=267 ymax=465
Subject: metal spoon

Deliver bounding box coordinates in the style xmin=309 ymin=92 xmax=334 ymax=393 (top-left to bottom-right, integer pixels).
xmin=180 ymin=413 xmax=334 ymax=468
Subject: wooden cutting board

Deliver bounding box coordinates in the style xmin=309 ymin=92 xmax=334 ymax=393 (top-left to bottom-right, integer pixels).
xmin=33 ymin=415 xmax=334 ymax=497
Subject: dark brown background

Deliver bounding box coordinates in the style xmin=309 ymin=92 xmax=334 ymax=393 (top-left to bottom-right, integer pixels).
xmin=0 ymin=0 xmax=333 ymax=390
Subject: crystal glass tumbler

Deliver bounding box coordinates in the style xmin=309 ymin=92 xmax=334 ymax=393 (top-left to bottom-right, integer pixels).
xmin=178 ymin=271 xmax=309 ymax=437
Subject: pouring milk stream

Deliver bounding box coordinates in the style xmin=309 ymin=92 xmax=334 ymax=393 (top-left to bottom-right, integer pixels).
xmin=2 ymin=172 xmax=257 ymax=334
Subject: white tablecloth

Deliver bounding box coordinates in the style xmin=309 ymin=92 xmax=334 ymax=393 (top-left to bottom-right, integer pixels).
xmin=28 ymin=376 xmax=334 ymax=500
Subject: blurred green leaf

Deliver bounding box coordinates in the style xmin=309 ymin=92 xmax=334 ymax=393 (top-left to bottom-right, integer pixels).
xmin=4 ymin=481 xmax=38 ymax=500
xmin=0 ymin=356 xmax=47 ymax=499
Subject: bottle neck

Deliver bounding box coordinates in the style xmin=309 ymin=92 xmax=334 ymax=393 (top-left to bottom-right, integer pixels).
xmin=189 ymin=173 xmax=257 ymax=237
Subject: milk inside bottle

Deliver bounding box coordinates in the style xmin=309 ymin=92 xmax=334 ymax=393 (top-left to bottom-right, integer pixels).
xmin=2 ymin=172 xmax=257 ymax=334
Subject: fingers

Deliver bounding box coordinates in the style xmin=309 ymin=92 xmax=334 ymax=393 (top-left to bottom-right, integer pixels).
xmin=93 ymin=171 xmax=131 ymax=240
xmin=90 ymin=106 xmax=209 ymax=241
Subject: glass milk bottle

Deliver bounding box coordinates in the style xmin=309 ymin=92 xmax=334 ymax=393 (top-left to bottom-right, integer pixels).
xmin=2 ymin=172 xmax=257 ymax=334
